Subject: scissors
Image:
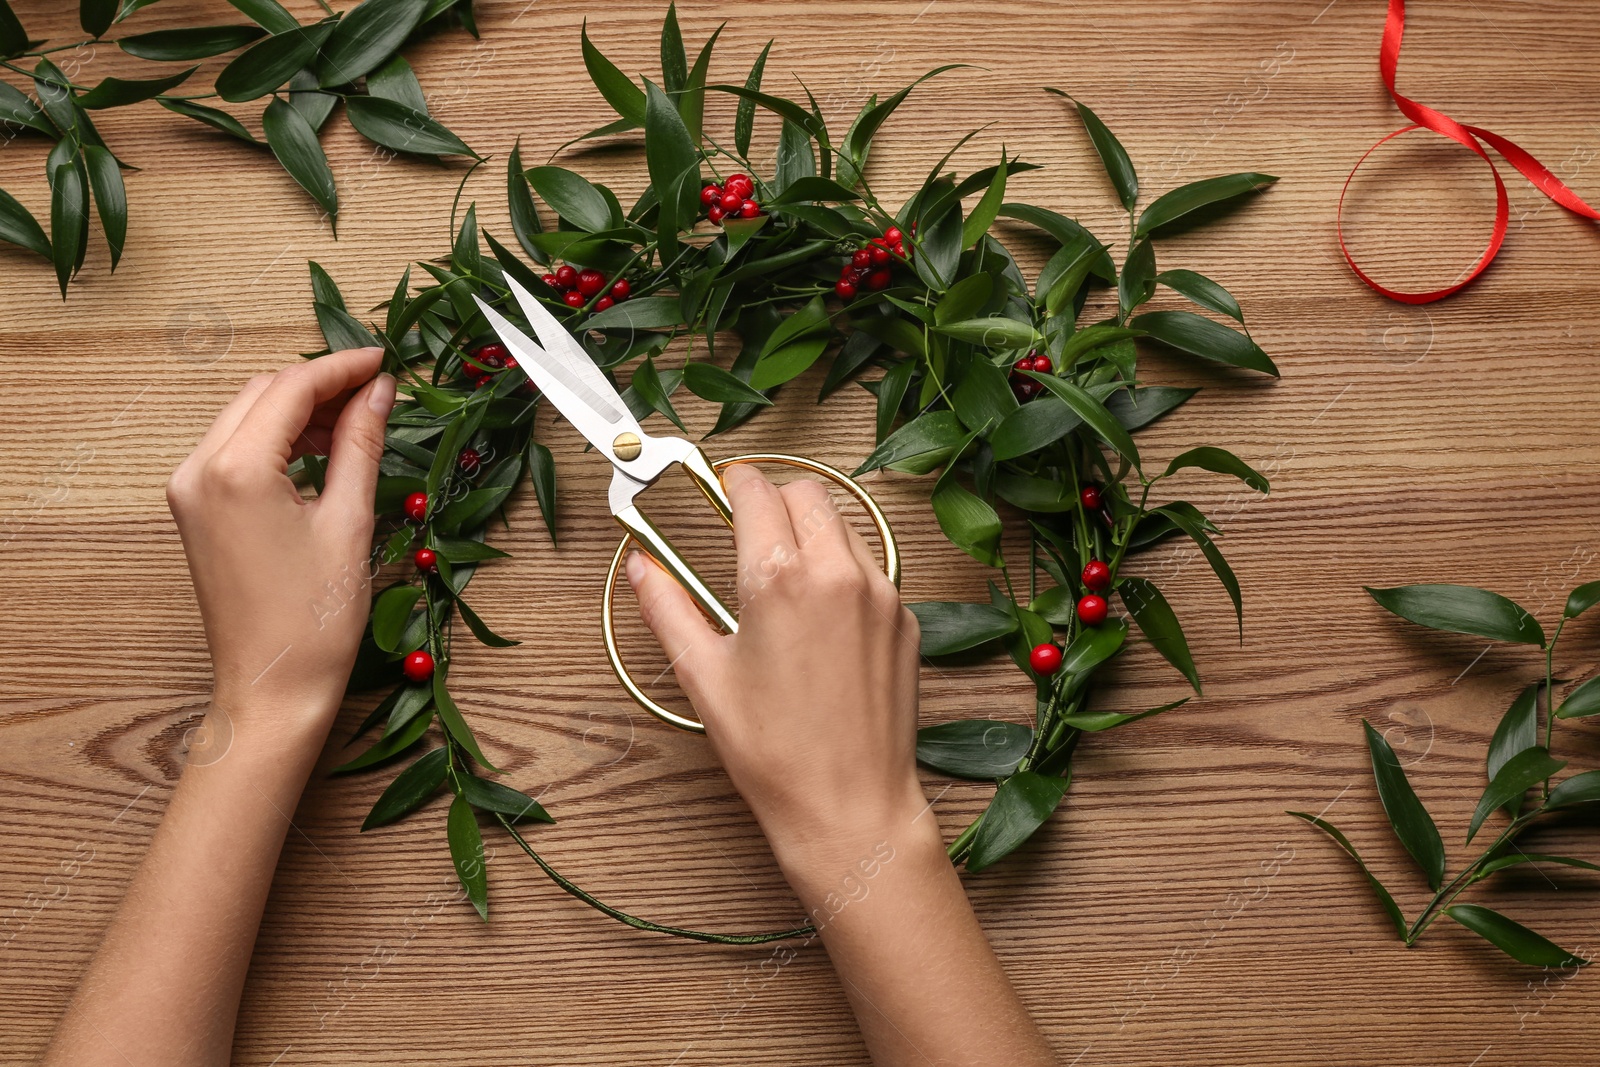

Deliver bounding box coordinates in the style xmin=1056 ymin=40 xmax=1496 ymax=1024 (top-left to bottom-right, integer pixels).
xmin=472 ymin=279 xmax=900 ymax=733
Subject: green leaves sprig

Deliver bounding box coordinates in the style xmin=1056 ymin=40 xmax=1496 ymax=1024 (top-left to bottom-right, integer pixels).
xmin=0 ymin=0 xmax=480 ymax=293
xmin=1292 ymin=579 xmax=1600 ymax=967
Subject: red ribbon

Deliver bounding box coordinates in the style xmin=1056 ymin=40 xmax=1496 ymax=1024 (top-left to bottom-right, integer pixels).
xmin=1338 ymin=0 xmax=1600 ymax=303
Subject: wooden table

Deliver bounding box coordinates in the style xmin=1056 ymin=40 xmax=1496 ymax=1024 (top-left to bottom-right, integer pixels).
xmin=4 ymin=1 xmax=1599 ymax=1063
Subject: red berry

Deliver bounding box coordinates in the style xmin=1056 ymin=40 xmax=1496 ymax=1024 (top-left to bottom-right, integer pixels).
xmin=1077 ymin=594 xmax=1109 ymax=626
xmin=739 ymin=199 xmax=761 ymax=219
xmin=720 ymin=190 xmax=742 ymax=212
xmin=1032 ymin=354 xmax=1052 ymax=374
xmin=883 ymin=226 xmax=903 ymax=244
xmin=1082 ymin=559 xmax=1111 ymax=592
xmin=866 ymin=269 xmax=891 ymax=290
xmin=893 ymin=240 xmax=907 ymax=257
xmin=554 ymin=265 xmax=578 ymax=290
xmin=594 ymin=296 xmax=614 ymax=311
xmin=1080 ymin=485 xmax=1103 ymax=511
xmin=836 ymin=279 xmax=858 ymax=299
xmin=724 ymin=173 xmax=753 ymax=199
xmin=476 ymin=342 xmax=508 ymax=368
xmin=1029 ymin=642 xmax=1064 ymax=676
xmin=414 ymin=548 xmax=438 ymax=573
xmin=577 ymin=269 xmax=606 ymax=296
xmin=404 ymin=492 xmax=428 ymax=522
xmin=851 ymin=249 xmax=873 ymax=269
xmin=461 ymin=359 xmax=487 ymax=381
xmin=458 ymin=448 xmax=481 ymax=474
xmin=870 ymin=245 xmax=891 ymax=266
xmin=707 ymin=203 xmax=726 ymax=223
xmin=563 ymin=290 xmax=586 ymax=308
xmin=609 ymin=278 xmax=631 ymax=301
xmin=700 ymin=184 xmax=722 ymax=206
xmin=475 ymin=376 xmax=494 ymax=389
xmin=541 ymin=273 xmax=559 ymax=288
xmin=402 ymin=649 xmax=435 ymax=684
xmin=503 ymin=354 xmax=518 ymax=370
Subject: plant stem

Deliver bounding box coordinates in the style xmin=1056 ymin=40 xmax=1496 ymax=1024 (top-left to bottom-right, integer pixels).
xmin=1405 ymin=812 xmax=1536 ymax=941
xmin=1542 ymin=617 xmax=1567 ymax=799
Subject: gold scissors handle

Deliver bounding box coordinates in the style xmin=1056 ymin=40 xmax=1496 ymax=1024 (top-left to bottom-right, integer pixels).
xmin=601 ymin=453 xmax=900 ymax=733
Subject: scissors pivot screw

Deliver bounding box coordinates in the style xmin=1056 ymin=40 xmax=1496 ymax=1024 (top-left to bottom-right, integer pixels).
xmin=612 ymin=432 xmax=642 ymax=461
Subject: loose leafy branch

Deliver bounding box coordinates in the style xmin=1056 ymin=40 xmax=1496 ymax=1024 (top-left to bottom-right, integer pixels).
xmin=305 ymin=6 xmax=1281 ymax=932
xmin=1293 ymin=580 xmax=1600 ymax=967
xmin=0 ymin=0 xmax=480 ymax=295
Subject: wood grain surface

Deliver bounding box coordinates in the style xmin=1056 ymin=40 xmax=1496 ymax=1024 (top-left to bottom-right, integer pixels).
xmin=4 ymin=1 xmax=1600 ymax=1064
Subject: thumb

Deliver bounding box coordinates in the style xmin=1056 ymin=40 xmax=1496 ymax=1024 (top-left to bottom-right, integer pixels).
xmin=320 ymin=372 xmax=394 ymax=523
xmin=625 ymin=550 xmax=723 ymax=681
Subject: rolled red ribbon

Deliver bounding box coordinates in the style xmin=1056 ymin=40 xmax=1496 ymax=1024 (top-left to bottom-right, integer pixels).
xmin=1338 ymin=0 xmax=1600 ymax=304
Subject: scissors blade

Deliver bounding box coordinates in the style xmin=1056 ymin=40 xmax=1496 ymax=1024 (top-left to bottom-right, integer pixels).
xmin=470 ymin=290 xmax=643 ymax=468
xmin=505 ymin=278 xmax=636 ymax=423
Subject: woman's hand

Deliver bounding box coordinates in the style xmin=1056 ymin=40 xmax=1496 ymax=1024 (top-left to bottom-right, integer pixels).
xmin=625 ymin=464 xmax=932 ymax=889
xmin=165 ymin=346 xmax=394 ymax=745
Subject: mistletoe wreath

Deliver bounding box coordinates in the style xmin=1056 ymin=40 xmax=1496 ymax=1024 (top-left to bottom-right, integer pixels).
xmin=296 ymin=8 xmax=1282 ymax=939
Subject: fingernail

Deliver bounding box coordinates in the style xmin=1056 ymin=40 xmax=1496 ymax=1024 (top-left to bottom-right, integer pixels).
xmin=625 ymin=550 xmax=646 ymax=587
xmin=723 ymin=463 xmax=759 ymax=489
xmin=367 ymin=372 xmax=396 ymax=414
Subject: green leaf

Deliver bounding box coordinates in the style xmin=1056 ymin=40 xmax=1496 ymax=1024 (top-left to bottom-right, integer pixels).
xmin=1288 ymin=812 xmax=1408 ymax=939
xmin=527 ymin=440 xmax=557 ymax=544
xmin=840 ymin=64 xmax=963 ymax=186
xmin=80 ymin=0 xmax=117 ymax=37
xmin=1058 ymin=698 xmax=1186 ymax=733
xmin=1135 ymin=172 xmax=1277 ymax=237
xmin=525 ymin=165 xmax=614 ymax=233
xmin=677 ymin=22 xmax=721 ymax=141
xmin=1162 ymin=446 xmax=1269 ymax=493
xmin=873 ymin=358 xmax=916 ymax=442
xmin=1363 ymin=720 xmax=1446 ymax=890
xmin=854 ymin=409 xmax=967 ymax=477
xmin=1476 ymin=853 xmax=1600 ymax=880
xmin=504 ymin=142 xmax=545 ymax=264
xmin=915 ymin=719 xmax=1032 ymax=779
xmin=332 ymin=706 xmax=431 ymax=773
xmin=434 ymin=676 xmax=498 ymax=772
xmin=1364 ymin=584 xmax=1545 ymax=647
xmin=1024 ymin=374 xmax=1140 ymax=467
xmin=77 ymin=67 xmax=198 ymax=110
xmin=119 ymin=25 xmax=267 ymax=61
xmin=949 ymin=358 xmax=1016 ymax=435
xmin=49 ymin=159 xmax=86 ymax=298
xmin=1131 ymin=310 xmax=1278 ymax=376
xmin=371 ymin=584 xmax=423 ymax=652
xmin=1106 ymin=385 xmax=1198 ymax=431
xmin=361 ymin=747 xmax=448 ymax=829
xmin=934 ymin=316 xmax=1038 ymax=350
xmin=1118 ymin=577 xmax=1198 ymax=692
xmin=659 ymin=2 xmax=686 ymax=94
xmin=1564 ymin=580 xmax=1600 ymax=619
xmin=1156 ymin=269 xmax=1243 ymax=321
xmin=459 ymin=774 xmax=553 ymax=823
xmin=1468 ymin=747 xmax=1565 ymax=842
xmin=1059 ymin=616 xmax=1129 ymax=676
xmin=683 ymin=361 xmax=773 ymax=406
xmin=733 ymin=38 xmax=771 ymax=156
xmin=1065 ymin=93 xmax=1137 ymax=211
xmin=966 ymin=771 xmax=1070 ymax=872
xmin=997 ymin=202 xmax=1116 ymax=280
xmin=1153 ymin=503 xmax=1244 ymax=636
xmin=1556 ymin=676 xmax=1600 ymax=719
xmin=581 ymin=20 xmax=646 ymax=124
xmin=584 ymin=294 xmax=683 ymax=330
xmin=932 ymin=472 xmax=1003 ymax=567
xmin=629 ymin=357 xmax=685 ymax=431
xmin=158 ymin=97 xmax=259 ymax=143
xmin=262 ymin=97 xmax=337 ymax=228
xmin=749 ymin=336 xmax=829 ymax=391
xmin=216 ymin=21 xmax=334 ymax=102
xmin=961 ymin=149 xmax=1008 ymax=249
xmin=317 ymin=0 xmax=428 ymax=86
xmin=1488 ymin=683 xmax=1541 ymax=797
xmin=0 ymin=1 xmax=28 ymax=59
xmin=1118 ymin=237 xmax=1156 ymax=318
xmin=1546 ymin=769 xmax=1600 ymax=810
xmin=0 ymin=187 xmax=49 ymax=259
xmin=447 ymin=793 xmax=489 ymax=920
xmin=226 ymin=0 xmax=299 ymax=34
xmin=773 ymin=118 xmax=817 ymax=196
xmin=913 ymin=202 xmax=963 ymax=290
xmin=345 ymin=95 xmax=476 ymax=157
xmin=908 ymin=601 xmax=1019 ymax=656
xmin=1446 ymin=905 xmax=1586 ymax=968
xmin=367 ymin=53 xmax=427 ymax=113
xmin=454 ymin=596 xmax=519 ymax=648
xmin=316 ymin=302 xmax=379 ymax=351
xmin=934 ymin=273 xmax=994 ymax=327
xmin=988 ymin=399 xmax=1078 ymax=462
xmin=0 ymin=82 xmax=51 ymax=135
xmin=643 ymin=78 xmax=700 ymax=228
xmin=82 ymin=145 xmax=125 ymax=270
xmin=708 ymin=83 xmax=825 ymax=143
